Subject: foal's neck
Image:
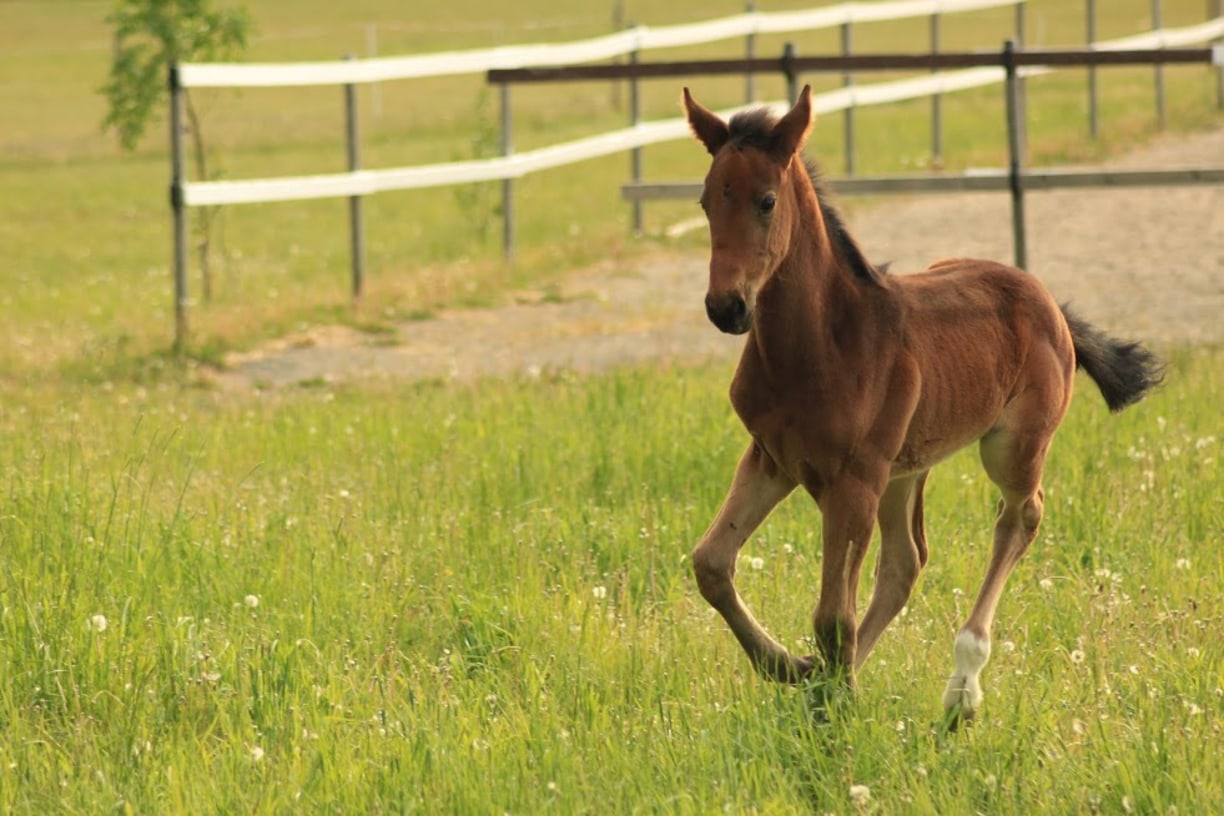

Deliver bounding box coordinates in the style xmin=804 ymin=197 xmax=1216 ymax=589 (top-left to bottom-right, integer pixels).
xmin=753 ymin=178 xmax=876 ymax=361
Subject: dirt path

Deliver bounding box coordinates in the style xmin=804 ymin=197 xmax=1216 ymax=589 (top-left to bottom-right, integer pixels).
xmin=217 ymin=128 xmax=1223 ymax=389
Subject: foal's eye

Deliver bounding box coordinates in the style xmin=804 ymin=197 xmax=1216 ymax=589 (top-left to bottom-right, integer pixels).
xmin=759 ymin=193 xmax=776 ymax=215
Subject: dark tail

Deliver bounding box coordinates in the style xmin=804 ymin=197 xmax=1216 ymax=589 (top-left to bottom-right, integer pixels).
xmin=1061 ymin=305 xmax=1165 ymax=412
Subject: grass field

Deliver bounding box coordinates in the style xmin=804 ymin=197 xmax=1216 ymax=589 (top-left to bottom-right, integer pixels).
xmin=1 ymin=351 xmax=1221 ymax=812
xmin=1 ymin=1 xmax=1222 ymax=812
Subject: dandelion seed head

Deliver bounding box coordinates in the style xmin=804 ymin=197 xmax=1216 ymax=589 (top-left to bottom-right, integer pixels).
xmin=1070 ymin=649 xmax=1086 ymax=665
xmin=749 ymin=556 xmax=765 ymax=571
xmin=88 ymin=614 xmax=108 ymax=633
xmin=1039 ymin=578 xmax=1054 ymax=591
xmin=848 ymin=784 xmax=871 ymax=807
xmin=1175 ymin=558 xmax=1191 ymax=571
xmin=250 ymin=745 xmax=265 ymax=762
xmin=244 ymin=594 xmax=260 ymax=609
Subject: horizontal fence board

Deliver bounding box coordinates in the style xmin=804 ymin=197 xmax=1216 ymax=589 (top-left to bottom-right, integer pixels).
xmin=620 ymin=168 xmax=1224 ymax=201
xmin=489 ymin=44 xmax=1219 ymax=83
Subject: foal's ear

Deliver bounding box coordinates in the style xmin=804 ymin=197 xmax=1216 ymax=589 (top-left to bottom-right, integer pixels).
xmin=683 ymin=87 xmax=729 ymax=156
xmin=769 ymin=84 xmax=813 ymax=163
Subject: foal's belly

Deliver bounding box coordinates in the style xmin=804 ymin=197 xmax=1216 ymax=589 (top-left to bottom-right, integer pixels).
xmin=891 ymin=412 xmax=1001 ymax=477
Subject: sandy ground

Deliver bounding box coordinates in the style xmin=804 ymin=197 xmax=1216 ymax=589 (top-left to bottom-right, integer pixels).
xmin=216 ymin=127 xmax=1223 ymax=389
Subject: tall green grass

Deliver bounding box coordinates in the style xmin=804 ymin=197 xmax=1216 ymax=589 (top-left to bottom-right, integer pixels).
xmin=1 ymin=350 xmax=1220 ymax=813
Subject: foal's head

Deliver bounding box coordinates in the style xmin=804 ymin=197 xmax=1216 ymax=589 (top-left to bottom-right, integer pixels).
xmin=683 ymin=85 xmax=816 ymax=335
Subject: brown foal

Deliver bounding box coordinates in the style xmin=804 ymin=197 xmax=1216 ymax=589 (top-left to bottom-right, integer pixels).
xmin=683 ymin=85 xmax=1163 ymax=724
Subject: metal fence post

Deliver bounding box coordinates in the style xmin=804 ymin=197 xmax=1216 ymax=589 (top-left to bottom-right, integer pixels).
xmin=930 ymin=11 xmax=943 ymax=165
xmin=1087 ymin=0 xmax=1099 ymax=138
xmin=841 ymin=22 xmax=855 ymax=175
xmin=343 ymin=56 xmax=365 ymax=300
xmin=169 ymin=63 xmax=188 ymax=351
xmin=1003 ymin=40 xmax=1027 ymax=271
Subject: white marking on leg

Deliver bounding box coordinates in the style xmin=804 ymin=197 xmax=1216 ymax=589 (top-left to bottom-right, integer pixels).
xmin=942 ymin=630 xmax=991 ymax=717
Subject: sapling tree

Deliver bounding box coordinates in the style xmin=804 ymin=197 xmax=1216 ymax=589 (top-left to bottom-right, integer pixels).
xmin=102 ymin=0 xmax=250 ymax=301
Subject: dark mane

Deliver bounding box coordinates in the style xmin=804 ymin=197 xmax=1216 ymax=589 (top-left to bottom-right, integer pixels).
xmin=726 ymin=108 xmax=886 ymax=287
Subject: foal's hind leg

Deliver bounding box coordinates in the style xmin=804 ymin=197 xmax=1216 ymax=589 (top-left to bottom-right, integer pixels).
xmin=855 ymin=471 xmax=930 ymax=670
xmin=692 ymin=442 xmax=805 ymax=682
xmin=943 ymin=423 xmax=1054 ymax=726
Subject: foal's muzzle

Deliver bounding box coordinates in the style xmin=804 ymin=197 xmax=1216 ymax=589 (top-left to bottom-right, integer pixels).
xmin=705 ymin=292 xmax=751 ymax=335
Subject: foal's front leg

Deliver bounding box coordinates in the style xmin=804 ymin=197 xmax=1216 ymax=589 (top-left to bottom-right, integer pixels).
xmin=691 ymin=442 xmax=804 ymax=682
xmin=810 ymin=478 xmax=882 ymax=691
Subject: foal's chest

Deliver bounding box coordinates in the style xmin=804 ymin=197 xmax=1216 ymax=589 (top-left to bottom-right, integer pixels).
xmin=729 ymin=361 xmax=855 ymax=492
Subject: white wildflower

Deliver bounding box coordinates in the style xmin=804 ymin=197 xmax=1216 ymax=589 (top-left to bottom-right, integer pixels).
xmin=849 ymin=784 xmax=871 ymax=808
xmin=250 ymin=745 xmax=265 ymax=762
xmin=592 ymin=585 xmax=607 ymax=600
xmin=88 ymin=614 xmax=108 ymax=633
xmin=244 ymin=594 xmax=260 ymax=609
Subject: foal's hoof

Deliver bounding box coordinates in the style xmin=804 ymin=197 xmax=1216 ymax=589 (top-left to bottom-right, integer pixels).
xmin=940 ymin=703 xmax=977 ymax=734
xmin=802 ymin=672 xmax=854 ymax=724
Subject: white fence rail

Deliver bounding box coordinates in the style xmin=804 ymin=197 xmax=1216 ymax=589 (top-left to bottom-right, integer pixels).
xmin=179 ymin=17 xmax=1224 ymax=209
xmin=178 ymin=0 xmax=1022 ymax=88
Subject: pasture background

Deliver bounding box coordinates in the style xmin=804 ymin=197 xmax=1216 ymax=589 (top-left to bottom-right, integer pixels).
xmin=2 ymin=0 xmax=1223 ymax=372
xmin=1 ymin=1 xmax=1222 ymax=812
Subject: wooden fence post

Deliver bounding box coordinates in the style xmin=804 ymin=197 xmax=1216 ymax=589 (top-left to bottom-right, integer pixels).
xmin=745 ymin=0 xmax=757 ymax=104
xmin=1153 ymin=0 xmax=1166 ymax=129
xmin=500 ymin=83 xmax=514 ymax=261
xmin=630 ymin=44 xmax=643 ymax=237
xmin=782 ymin=42 xmax=799 ymax=104
xmin=1087 ymin=0 xmax=1099 ymax=138
xmin=344 ymin=55 xmax=365 ymax=300
xmin=930 ymin=11 xmax=943 ymax=165
xmin=841 ymin=22 xmax=855 ymax=175
xmin=1003 ymin=40 xmax=1027 ymax=271
xmin=169 ymin=63 xmax=189 ymax=352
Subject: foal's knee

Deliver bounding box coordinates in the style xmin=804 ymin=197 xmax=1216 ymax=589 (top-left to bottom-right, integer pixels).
xmin=691 ymin=544 xmax=734 ymax=607
xmin=1000 ymin=488 xmax=1044 ymax=537
xmin=1022 ymin=488 xmax=1044 ymax=534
